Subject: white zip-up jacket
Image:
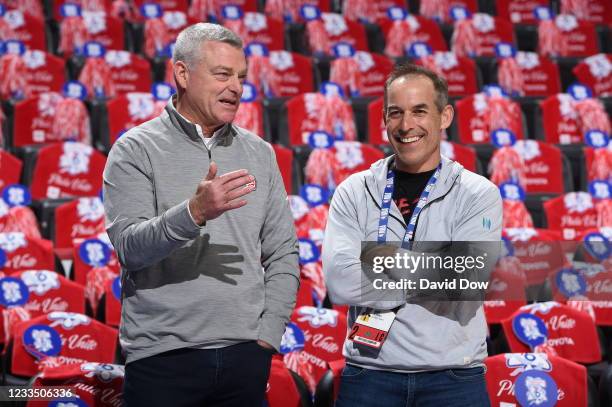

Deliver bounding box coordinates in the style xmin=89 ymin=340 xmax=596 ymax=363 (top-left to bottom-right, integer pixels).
xmin=323 ymin=155 xmax=502 ymax=372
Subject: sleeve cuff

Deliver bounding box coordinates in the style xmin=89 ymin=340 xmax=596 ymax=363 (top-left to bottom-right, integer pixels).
xmin=186 ymin=199 xmax=205 ymax=228
xmin=258 ymin=315 xmax=288 ymax=352
xmin=163 ymin=199 xmax=204 ymax=241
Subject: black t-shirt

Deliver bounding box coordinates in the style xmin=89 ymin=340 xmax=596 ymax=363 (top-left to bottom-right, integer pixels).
xmin=392 ymin=168 xmax=436 ymax=224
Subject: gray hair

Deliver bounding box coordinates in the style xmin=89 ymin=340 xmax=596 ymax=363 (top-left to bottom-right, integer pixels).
xmin=172 ymin=23 xmax=243 ymax=68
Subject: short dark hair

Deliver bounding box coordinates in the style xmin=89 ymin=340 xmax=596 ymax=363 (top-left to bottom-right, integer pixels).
xmin=383 ymin=63 xmax=449 ymax=114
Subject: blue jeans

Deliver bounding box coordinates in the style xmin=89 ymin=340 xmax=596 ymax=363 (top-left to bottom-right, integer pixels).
xmin=335 ymin=364 xmax=490 ymax=407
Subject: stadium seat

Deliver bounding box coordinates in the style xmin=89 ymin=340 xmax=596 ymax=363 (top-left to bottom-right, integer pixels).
xmin=71 ymin=233 xmax=120 ymax=286
xmin=94 ymin=92 xmax=166 ymax=151
xmin=501 ymin=302 xmax=602 ymax=364
xmin=281 ymin=92 xmax=357 ymax=146
xmin=56 ymin=11 xmax=127 ymax=56
xmin=9 ymin=312 xmax=118 ymax=377
xmin=53 ymin=197 xmax=105 ymax=251
xmin=0 ymin=232 xmax=55 ymax=272
xmin=264 ymin=0 xmax=332 ymax=23
xmin=328 ymin=51 xmax=393 ymax=97
xmin=28 ymin=142 xmax=106 ymax=200
xmin=248 ymin=51 xmax=317 ymax=99
xmin=303 ymin=12 xmax=369 ymax=56
xmin=221 ymin=9 xmax=286 ymax=50
xmin=313 ymin=359 xmax=344 ymax=407
xmin=0 ymin=9 xmax=47 ymax=51
xmin=543 ymin=192 xmax=608 ymax=239
xmin=537 ymin=14 xmax=599 ymax=58
xmin=414 ymin=51 xmax=481 ymax=96
xmin=27 ymin=361 xmax=125 ymax=405
xmin=572 ymin=54 xmax=612 ymax=97
xmin=379 ymin=12 xmax=448 ymax=58
xmin=496 ymin=0 xmax=549 ymax=25
xmin=0 ymin=50 xmax=65 ymax=100
xmin=267 ymin=358 xmax=313 ymax=407
xmin=450 ymin=13 xmax=515 ymax=58
xmin=485 ymin=353 xmax=590 ymax=407
xmin=72 ymin=50 xmax=153 ymax=96
xmin=0 ymin=149 xmax=22 ymax=190
xmin=303 ymin=142 xmax=384 ymax=191
xmin=288 ymin=306 xmax=347 ymax=393
xmin=9 ymin=93 xmax=92 ymax=148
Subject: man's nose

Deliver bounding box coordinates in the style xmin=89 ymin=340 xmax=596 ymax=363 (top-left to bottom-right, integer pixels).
xmin=228 ymin=75 xmax=242 ymax=95
xmin=400 ymin=113 xmax=416 ymax=131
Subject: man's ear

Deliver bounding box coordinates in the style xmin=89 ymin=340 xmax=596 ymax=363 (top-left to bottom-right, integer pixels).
xmin=173 ymin=60 xmax=189 ymax=90
xmin=440 ymin=104 xmax=454 ymax=130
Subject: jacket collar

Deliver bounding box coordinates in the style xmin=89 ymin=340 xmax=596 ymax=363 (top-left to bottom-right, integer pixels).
xmin=164 ymin=97 xmax=236 ymax=147
xmin=367 ymin=154 xmax=464 ymax=204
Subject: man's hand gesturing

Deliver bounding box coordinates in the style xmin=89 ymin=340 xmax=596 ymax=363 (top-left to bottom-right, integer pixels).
xmin=188 ymin=161 xmax=256 ymax=225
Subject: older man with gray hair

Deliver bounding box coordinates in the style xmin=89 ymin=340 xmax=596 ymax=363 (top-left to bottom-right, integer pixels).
xmin=103 ymin=23 xmax=299 ymax=406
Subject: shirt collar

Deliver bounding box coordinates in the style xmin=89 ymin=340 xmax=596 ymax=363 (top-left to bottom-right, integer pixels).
xmin=166 ymin=95 xmax=232 ymax=143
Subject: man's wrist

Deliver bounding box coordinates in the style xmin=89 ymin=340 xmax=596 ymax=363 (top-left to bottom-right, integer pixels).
xmin=187 ymin=199 xmax=206 ymax=226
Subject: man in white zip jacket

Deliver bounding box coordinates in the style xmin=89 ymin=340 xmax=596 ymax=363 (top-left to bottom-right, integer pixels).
xmin=322 ymin=64 xmax=502 ymax=406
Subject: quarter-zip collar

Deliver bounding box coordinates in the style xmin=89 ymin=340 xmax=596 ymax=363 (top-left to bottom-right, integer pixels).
xmin=165 ymin=96 xmax=236 ymax=147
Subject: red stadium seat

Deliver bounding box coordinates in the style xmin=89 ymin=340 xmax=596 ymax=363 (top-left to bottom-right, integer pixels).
xmin=572 ymin=54 xmax=612 ymax=97
xmin=52 ymin=0 xmax=113 ymax=21
xmin=0 ymin=10 xmax=46 ymax=51
xmin=484 ymin=256 xmax=527 ymax=324
xmin=11 ymin=312 xmax=118 ymax=377
xmin=496 ymin=0 xmax=549 ymax=25
xmin=543 ymin=192 xmax=608 ymax=239
xmin=485 ymin=353 xmax=588 ymax=407
xmin=0 ymin=50 xmax=65 ymax=100
xmin=0 ymin=150 xmax=22 ymax=191
xmin=58 ymin=12 xmax=125 ymax=56
xmin=101 ymin=92 xmax=166 ymax=148
xmin=501 ymin=301 xmax=601 ymax=364
xmin=560 ymin=0 xmax=611 ymax=25
xmin=415 ymin=51 xmax=480 ymax=96
xmin=247 ymin=51 xmax=315 ymax=98
xmin=380 ymin=14 xmax=448 ymax=58
xmin=272 ymin=144 xmax=294 ymax=194
xmin=266 ymin=358 xmax=312 ymax=407
xmin=455 ymin=93 xmax=525 ymax=144
xmin=330 ymin=51 xmax=393 ymax=97
xmin=503 ymin=227 xmax=567 ymax=286
xmin=30 ymin=142 xmax=106 ymax=200
xmin=304 ymin=142 xmax=384 ymax=190
xmin=305 ymin=12 xmax=369 ymax=56
xmin=27 ymin=362 xmax=124 ymax=407
xmin=71 ymin=234 xmax=120 ymax=287
xmin=419 ymin=0 xmax=477 ymax=23
xmin=451 ymin=13 xmax=515 ymax=58
xmin=498 ymin=52 xmax=561 ymax=96
xmin=133 ymin=0 xmax=189 ymax=14
xmin=288 ymin=306 xmax=347 ymax=392
xmin=103 ymin=50 xmax=153 ymax=95
xmin=11 ymin=93 xmax=91 ymax=147
xmin=222 ymin=10 xmax=285 ymax=50
xmin=342 ymin=0 xmax=405 ymax=24
xmin=284 ymin=93 xmax=356 ymax=146
xmin=234 ymin=99 xmax=264 ymax=137
xmin=264 ymin=0 xmax=331 ymax=23
xmin=495 ymin=141 xmax=567 ymax=194
xmin=538 ymin=14 xmax=599 ymax=58
xmin=0 ymin=232 xmax=55 ymax=273
xmin=54 ymin=197 xmax=105 ymax=251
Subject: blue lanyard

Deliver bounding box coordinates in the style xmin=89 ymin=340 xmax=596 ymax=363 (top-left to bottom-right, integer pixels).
xmin=377 ymin=164 xmax=441 ymax=249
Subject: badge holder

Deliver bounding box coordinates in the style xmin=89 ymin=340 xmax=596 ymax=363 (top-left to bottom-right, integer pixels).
xmin=348 ymin=309 xmax=396 ymax=349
